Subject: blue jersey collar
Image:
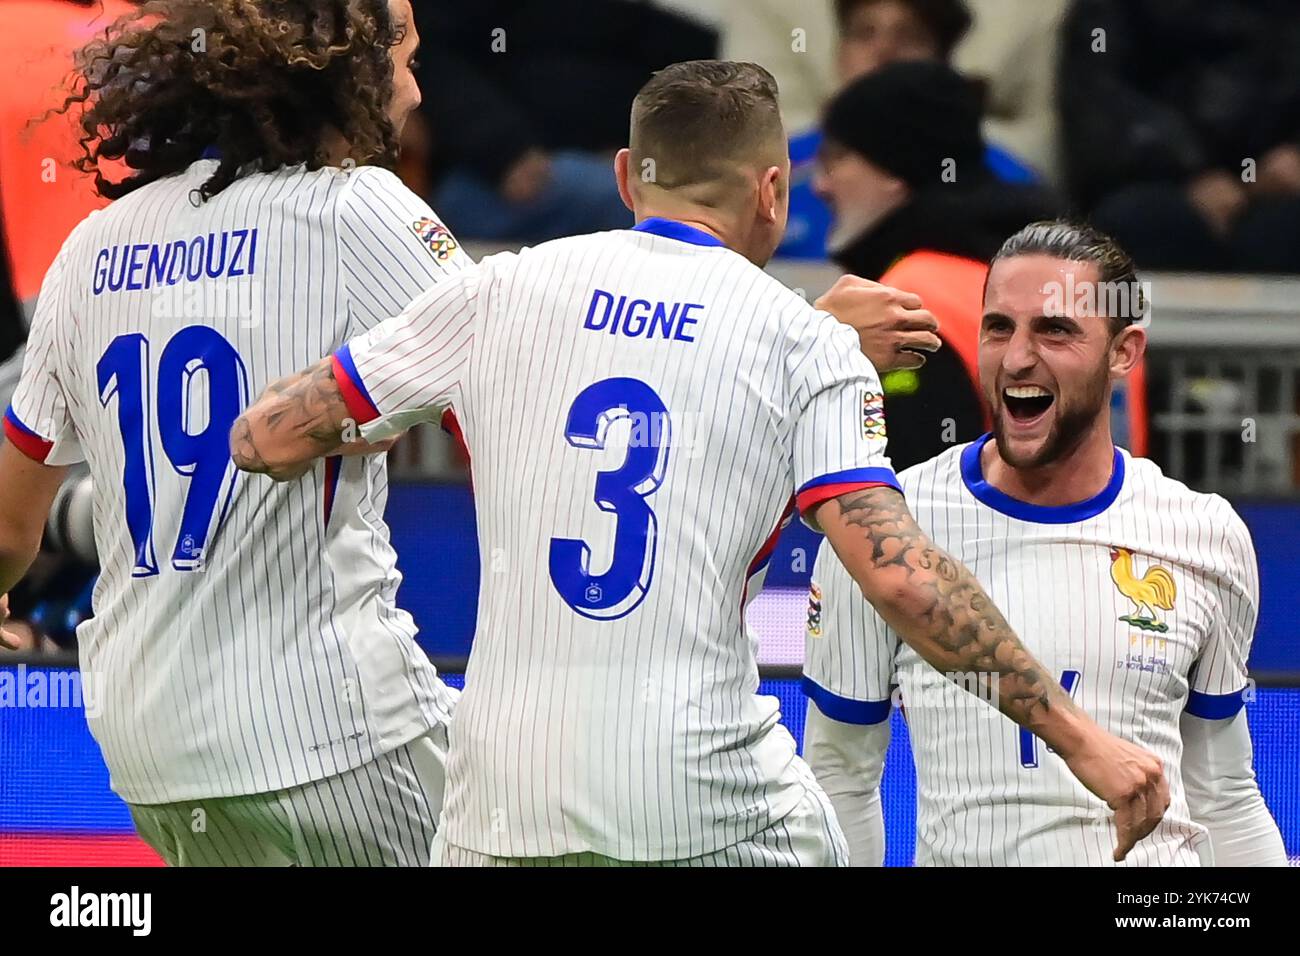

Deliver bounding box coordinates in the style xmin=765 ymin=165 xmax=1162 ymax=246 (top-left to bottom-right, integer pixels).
xmin=632 ymin=217 xmax=726 ymax=248
xmin=960 ymin=433 xmax=1124 ymax=524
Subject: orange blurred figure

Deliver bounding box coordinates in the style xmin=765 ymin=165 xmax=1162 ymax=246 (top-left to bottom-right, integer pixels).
xmin=0 ymin=1 xmax=136 ymax=303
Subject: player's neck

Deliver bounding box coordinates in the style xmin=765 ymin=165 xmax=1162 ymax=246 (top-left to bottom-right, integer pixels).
xmin=322 ymin=129 xmax=353 ymax=168
xmin=982 ymin=420 xmax=1118 ymax=507
xmin=634 ymin=206 xmax=742 ymax=251
xmin=639 ymin=210 xmax=727 ymax=243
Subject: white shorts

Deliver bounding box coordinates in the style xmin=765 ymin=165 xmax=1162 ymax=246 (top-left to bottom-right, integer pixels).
xmin=435 ymin=763 xmax=849 ymax=867
xmin=128 ymin=726 xmax=448 ymax=867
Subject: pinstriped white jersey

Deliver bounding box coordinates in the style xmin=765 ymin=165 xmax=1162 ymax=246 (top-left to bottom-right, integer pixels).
xmin=333 ymin=218 xmax=899 ymax=859
xmin=805 ymin=437 xmax=1260 ymax=866
xmin=4 ymin=160 xmax=464 ymax=804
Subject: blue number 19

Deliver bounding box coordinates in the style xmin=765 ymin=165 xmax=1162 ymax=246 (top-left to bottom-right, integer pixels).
xmin=98 ymin=327 xmax=248 ymax=575
xmin=549 ymin=377 xmax=671 ymax=620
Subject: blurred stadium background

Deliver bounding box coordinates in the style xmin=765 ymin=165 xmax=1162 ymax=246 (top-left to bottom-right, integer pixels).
xmin=0 ymin=0 xmax=1297 ymax=865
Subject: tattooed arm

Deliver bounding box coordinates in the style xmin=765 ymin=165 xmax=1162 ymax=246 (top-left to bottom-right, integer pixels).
xmin=230 ymin=358 xmax=394 ymax=482
xmin=817 ymin=484 xmax=1170 ymax=861
xmin=822 ymin=484 xmax=1080 ymax=738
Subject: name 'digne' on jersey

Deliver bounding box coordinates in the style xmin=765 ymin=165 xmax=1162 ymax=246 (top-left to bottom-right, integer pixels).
xmin=92 ymin=227 xmax=260 ymax=295
xmin=583 ymin=288 xmax=703 ymax=342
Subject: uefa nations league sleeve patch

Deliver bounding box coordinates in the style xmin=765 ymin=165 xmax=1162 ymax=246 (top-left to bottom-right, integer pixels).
xmin=862 ymin=387 xmax=886 ymax=441
xmin=806 ymin=581 xmax=823 ymax=638
xmin=410 ymin=217 xmax=459 ymax=262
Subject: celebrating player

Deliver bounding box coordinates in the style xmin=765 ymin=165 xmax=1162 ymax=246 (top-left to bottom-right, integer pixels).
xmin=0 ymin=0 xmax=464 ymax=865
xmin=234 ymin=61 xmax=1171 ymax=867
xmin=804 ymin=221 xmax=1287 ymax=866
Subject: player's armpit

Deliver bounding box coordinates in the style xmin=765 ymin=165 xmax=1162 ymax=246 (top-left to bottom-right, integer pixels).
xmin=231 ymin=357 xmax=354 ymax=481
xmin=0 ymin=441 xmax=68 ymax=596
xmin=816 ymin=485 xmax=1171 ymax=861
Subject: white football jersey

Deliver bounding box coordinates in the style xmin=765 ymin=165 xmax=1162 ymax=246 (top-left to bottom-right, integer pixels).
xmin=805 ymin=437 xmax=1259 ymax=866
xmin=5 ymin=160 xmax=465 ymax=804
xmin=333 ymin=218 xmax=899 ymax=859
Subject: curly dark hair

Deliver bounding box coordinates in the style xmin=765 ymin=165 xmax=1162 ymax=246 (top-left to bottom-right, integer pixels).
xmin=59 ymin=0 xmax=405 ymax=201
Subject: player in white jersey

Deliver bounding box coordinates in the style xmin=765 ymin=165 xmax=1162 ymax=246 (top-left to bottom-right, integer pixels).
xmin=0 ymin=0 xmax=464 ymax=865
xmin=234 ymin=62 xmax=1172 ymax=866
xmin=805 ymin=221 xmax=1288 ymax=867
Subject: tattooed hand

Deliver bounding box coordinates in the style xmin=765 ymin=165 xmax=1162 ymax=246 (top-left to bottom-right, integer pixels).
xmin=231 ymin=357 xmax=356 ymax=481
xmin=817 ymin=484 xmax=1170 ymax=860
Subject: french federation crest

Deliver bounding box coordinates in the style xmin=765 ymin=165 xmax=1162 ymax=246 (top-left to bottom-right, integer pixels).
xmin=861 ymin=388 xmax=886 ymax=441
xmin=806 ymin=581 xmax=823 ymax=638
xmin=1109 ymin=547 xmax=1176 ymax=633
xmin=410 ymin=217 xmax=459 ymax=262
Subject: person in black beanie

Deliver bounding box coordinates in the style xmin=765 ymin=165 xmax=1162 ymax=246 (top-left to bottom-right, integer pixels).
xmin=816 ymin=60 xmax=1059 ymax=279
xmin=813 ymin=61 xmax=1062 ymax=469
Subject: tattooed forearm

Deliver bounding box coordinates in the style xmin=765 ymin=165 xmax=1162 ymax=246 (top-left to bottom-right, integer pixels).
xmin=230 ymin=358 xmax=349 ymax=480
xmin=825 ymin=485 xmax=1083 ymax=751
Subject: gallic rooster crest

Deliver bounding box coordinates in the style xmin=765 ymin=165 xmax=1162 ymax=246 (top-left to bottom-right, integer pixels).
xmin=1109 ymin=547 xmax=1177 ymax=633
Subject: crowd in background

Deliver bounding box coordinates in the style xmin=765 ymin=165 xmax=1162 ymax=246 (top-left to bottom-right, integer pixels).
xmin=1 ymin=0 xmax=1298 ymax=656
xmin=404 ymin=0 xmax=1300 ymax=273
xmin=5 ymin=0 xmax=1300 ymax=318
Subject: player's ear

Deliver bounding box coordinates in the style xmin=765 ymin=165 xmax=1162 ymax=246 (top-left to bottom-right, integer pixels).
xmin=758 ymin=165 xmax=781 ymax=223
xmin=1109 ymin=324 xmax=1146 ymax=379
xmin=614 ymin=149 xmax=636 ymax=213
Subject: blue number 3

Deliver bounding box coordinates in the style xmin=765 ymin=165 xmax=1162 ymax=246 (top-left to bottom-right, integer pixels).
xmin=98 ymin=327 xmax=248 ymax=576
xmin=549 ymin=377 xmax=670 ymax=620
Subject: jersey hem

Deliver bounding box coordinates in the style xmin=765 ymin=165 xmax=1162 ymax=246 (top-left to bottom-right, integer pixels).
xmin=107 ymin=708 xmax=451 ymax=806
xmin=441 ymin=780 xmax=809 ymax=863
xmin=441 ymin=750 xmax=813 ymax=862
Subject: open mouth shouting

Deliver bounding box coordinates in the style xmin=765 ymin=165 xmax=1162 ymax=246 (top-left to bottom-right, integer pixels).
xmin=1002 ymin=383 xmax=1055 ymax=429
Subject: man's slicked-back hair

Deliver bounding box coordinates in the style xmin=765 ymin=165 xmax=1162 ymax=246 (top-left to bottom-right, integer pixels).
xmin=991 ymin=220 xmax=1147 ymax=334
xmin=629 ymin=60 xmax=785 ymax=203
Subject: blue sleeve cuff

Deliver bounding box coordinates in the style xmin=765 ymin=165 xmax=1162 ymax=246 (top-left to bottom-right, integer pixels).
xmin=1184 ymin=687 xmax=1248 ymax=720
xmin=801 ymin=675 xmax=893 ymax=725
xmin=795 ymin=467 xmax=902 ymax=526
xmin=796 ymin=466 xmax=902 ymax=498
